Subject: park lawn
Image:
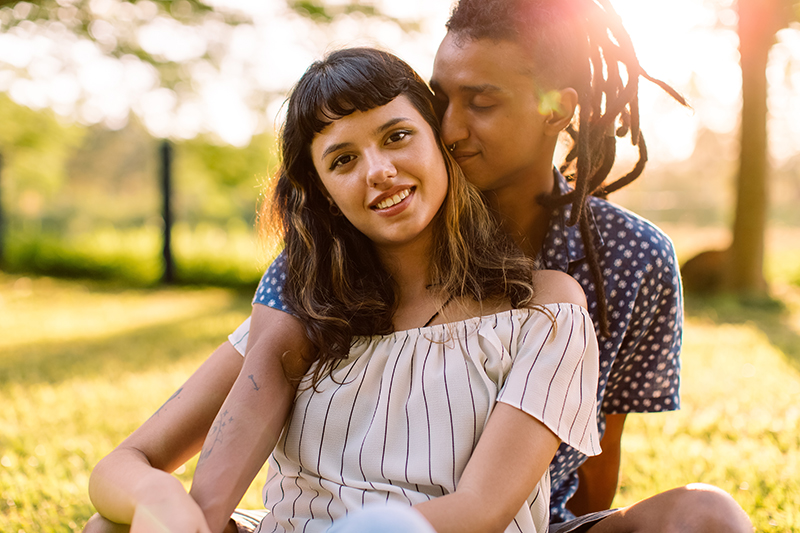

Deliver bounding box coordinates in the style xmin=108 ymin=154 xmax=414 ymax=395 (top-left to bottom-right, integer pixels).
xmin=1 ymin=226 xmax=799 ymax=532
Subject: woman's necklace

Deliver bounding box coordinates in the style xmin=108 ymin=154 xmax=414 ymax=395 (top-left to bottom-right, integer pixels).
xmin=423 ymin=295 xmax=454 ymax=327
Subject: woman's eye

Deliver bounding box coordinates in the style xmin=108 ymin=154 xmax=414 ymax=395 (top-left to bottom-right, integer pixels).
xmin=330 ymin=154 xmax=354 ymax=170
xmin=387 ymin=130 xmax=411 ymax=144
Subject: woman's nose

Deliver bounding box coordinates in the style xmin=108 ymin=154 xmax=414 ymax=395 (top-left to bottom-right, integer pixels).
xmin=365 ymin=151 xmax=397 ymax=188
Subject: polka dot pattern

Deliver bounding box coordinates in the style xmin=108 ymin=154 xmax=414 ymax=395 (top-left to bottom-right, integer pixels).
xmin=251 ymin=174 xmax=683 ymax=526
xmin=543 ymin=176 xmax=682 ymax=524
xmin=253 ymin=252 xmax=287 ymax=311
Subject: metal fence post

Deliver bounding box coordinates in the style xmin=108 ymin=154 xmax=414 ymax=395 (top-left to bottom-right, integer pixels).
xmin=160 ymin=140 xmax=174 ymax=284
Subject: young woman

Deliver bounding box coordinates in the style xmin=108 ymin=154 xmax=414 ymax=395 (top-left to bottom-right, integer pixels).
xmin=188 ymin=48 xmax=600 ymax=533
xmin=86 ymin=47 xmax=599 ymax=533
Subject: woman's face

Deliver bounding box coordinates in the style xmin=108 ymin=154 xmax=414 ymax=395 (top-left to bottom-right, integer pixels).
xmin=310 ymin=95 xmax=449 ymax=255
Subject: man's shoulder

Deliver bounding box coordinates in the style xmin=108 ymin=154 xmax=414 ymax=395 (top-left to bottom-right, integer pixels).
xmin=587 ymin=196 xmax=677 ymax=260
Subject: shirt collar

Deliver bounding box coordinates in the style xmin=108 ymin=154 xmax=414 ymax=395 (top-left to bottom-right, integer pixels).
xmin=540 ymin=169 xmax=605 ymax=270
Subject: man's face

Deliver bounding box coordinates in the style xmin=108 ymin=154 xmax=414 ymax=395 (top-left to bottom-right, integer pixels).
xmin=431 ymin=33 xmax=556 ymax=193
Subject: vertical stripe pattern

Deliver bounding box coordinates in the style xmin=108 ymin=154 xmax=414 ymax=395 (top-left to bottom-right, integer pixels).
xmin=259 ymin=303 xmax=600 ymax=533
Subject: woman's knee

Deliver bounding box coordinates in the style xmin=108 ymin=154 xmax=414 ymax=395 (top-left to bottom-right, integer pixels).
xmin=327 ymin=504 xmax=435 ymax=533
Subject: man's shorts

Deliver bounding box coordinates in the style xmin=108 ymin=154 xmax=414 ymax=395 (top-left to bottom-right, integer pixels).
xmin=549 ymin=509 xmax=619 ymax=533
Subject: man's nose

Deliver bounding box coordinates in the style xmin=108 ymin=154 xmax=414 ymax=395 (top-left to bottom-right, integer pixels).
xmin=440 ymin=104 xmax=469 ymax=148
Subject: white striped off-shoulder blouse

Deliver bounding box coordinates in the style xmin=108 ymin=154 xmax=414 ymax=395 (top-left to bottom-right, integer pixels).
xmin=255 ymin=303 xmax=601 ymax=533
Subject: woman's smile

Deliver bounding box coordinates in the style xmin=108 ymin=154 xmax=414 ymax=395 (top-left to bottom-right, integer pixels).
xmin=372 ymin=187 xmax=415 ymax=212
xmin=310 ymin=95 xmax=448 ymax=251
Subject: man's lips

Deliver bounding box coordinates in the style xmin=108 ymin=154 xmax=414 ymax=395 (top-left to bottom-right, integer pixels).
xmin=450 ymin=150 xmax=478 ymax=164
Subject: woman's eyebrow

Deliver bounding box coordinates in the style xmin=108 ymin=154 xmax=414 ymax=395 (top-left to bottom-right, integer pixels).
xmin=375 ymin=117 xmax=411 ymax=134
xmin=321 ymin=117 xmax=412 ymax=159
xmin=321 ymin=142 xmax=352 ymax=160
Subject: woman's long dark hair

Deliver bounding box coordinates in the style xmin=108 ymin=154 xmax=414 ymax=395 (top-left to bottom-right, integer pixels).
xmin=267 ymin=47 xmax=536 ymax=386
xmin=447 ymin=0 xmax=688 ymax=337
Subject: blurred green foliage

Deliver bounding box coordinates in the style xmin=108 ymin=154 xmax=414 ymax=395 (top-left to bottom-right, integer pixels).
xmin=0 ymin=93 xmax=85 ymax=203
xmin=0 ymin=94 xmax=278 ymax=287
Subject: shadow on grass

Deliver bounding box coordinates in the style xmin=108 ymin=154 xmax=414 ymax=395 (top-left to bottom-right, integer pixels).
xmin=0 ymin=291 xmax=253 ymax=388
xmin=684 ymin=291 xmax=800 ymax=372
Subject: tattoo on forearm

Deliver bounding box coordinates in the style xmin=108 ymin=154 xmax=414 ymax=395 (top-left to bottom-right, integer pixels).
xmin=154 ymin=387 xmax=183 ymax=416
xmin=248 ymin=374 xmax=260 ymax=391
xmin=199 ymin=409 xmax=235 ymax=462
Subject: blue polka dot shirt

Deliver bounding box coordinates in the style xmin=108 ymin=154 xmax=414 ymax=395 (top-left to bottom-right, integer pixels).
xmin=250 ymin=171 xmax=683 ymax=525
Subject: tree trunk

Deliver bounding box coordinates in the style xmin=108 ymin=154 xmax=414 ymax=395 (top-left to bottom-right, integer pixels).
xmin=0 ymin=152 xmax=4 ymax=267
xmin=727 ymin=0 xmax=783 ymax=293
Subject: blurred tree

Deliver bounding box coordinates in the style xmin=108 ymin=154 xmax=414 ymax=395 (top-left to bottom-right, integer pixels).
xmin=682 ymin=0 xmax=799 ymax=295
xmin=0 ymin=0 xmax=409 ymax=108
xmin=0 ymin=0 xmax=398 ymax=57
xmin=0 ymin=94 xmax=85 ymax=220
xmin=174 ymin=131 xmax=277 ymax=225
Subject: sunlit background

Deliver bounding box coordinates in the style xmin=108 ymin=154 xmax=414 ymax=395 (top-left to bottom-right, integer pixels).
xmin=1 ymin=2 xmax=800 ymax=531
xmin=0 ymin=0 xmax=798 ymax=283
xmin=2 ymin=0 xmax=799 ymax=154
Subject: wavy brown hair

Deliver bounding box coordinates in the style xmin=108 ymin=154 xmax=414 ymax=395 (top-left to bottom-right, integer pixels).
xmin=447 ymin=0 xmax=687 ymax=336
xmin=266 ymin=47 xmax=536 ymax=386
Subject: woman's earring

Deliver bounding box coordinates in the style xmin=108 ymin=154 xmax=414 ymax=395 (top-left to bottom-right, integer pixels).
xmin=448 ymin=143 xmax=456 ymax=152
xmin=328 ymin=200 xmax=341 ymax=216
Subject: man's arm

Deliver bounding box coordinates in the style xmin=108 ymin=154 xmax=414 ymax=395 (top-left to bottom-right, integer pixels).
xmin=567 ymin=413 xmax=627 ymax=516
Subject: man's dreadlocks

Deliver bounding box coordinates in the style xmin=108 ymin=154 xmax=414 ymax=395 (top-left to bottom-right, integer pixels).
xmin=446 ymin=0 xmax=687 ymax=337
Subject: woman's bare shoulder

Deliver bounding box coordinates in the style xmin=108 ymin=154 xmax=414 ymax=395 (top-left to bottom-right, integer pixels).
xmin=531 ymin=270 xmax=587 ymax=308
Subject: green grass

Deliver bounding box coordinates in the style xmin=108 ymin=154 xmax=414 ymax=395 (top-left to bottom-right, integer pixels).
xmin=3 ymin=222 xmax=271 ymax=289
xmin=616 ymin=291 xmax=800 ymax=530
xmin=0 ymin=274 xmax=265 ymax=532
xmin=1 ymin=224 xmax=800 ymax=531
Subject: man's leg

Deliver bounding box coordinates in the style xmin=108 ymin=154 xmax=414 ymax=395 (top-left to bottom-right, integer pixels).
xmin=585 ymin=484 xmax=752 ymax=533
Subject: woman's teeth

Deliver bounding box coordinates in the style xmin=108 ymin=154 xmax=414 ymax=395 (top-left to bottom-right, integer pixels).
xmin=375 ymin=189 xmax=411 ymax=210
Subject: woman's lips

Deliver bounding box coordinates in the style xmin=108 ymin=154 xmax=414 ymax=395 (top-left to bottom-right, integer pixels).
xmin=374 ymin=188 xmax=412 ymax=210
xmin=372 ymin=187 xmax=415 ymax=216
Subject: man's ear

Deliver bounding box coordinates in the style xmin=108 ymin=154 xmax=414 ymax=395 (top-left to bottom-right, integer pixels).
xmin=541 ymin=87 xmax=578 ymax=135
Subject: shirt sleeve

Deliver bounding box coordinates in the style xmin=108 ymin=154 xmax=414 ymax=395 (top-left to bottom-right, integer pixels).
xmin=227 ymin=251 xmax=291 ymax=357
xmin=228 ymin=316 xmax=250 ymax=357
xmin=603 ymin=230 xmax=682 ymax=414
xmin=252 ymin=250 xmax=290 ymax=311
xmin=497 ymin=304 xmax=602 ymax=457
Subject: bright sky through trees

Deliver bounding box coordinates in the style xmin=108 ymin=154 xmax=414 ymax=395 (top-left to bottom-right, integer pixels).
xmin=0 ymin=0 xmax=798 ymax=163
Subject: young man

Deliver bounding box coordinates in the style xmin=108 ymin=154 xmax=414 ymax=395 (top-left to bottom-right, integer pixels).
xmin=86 ymin=1 xmax=753 ymax=532
xmin=424 ymin=1 xmax=751 ymax=531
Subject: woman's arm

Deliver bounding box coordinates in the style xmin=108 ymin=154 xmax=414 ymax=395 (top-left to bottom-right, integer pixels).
xmin=415 ymin=403 xmax=560 ymax=533
xmin=189 ymin=304 xmax=313 ymax=533
xmin=416 ymin=270 xmax=595 ymax=533
xmin=87 ymin=338 xmax=245 ymax=530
